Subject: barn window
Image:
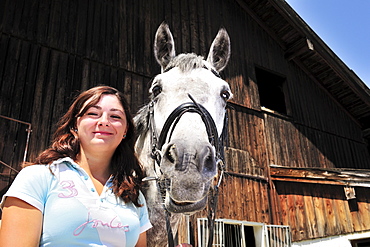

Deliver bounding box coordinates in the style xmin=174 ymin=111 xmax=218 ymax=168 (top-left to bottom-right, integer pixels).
xmin=197 ymin=218 xmax=292 ymax=247
xmin=255 ymin=67 xmax=288 ymax=115
xmin=351 ymin=237 xmax=370 ymax=247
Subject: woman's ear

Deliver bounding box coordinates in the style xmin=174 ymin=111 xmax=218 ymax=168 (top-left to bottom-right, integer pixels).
xmin=123 ymin=124 xmax=129 ymax=139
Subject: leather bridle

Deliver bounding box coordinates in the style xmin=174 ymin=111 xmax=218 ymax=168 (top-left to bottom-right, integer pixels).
xmin=145 ymin=93 xmax=228 ymax=247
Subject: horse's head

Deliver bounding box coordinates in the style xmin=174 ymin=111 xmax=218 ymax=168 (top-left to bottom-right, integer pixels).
xmin=137 ymin=22 xmax=232 ymax=214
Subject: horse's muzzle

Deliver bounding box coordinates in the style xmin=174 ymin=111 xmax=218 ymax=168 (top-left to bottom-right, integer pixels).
xmin=159 ymin=140 xmax=217 ymax=213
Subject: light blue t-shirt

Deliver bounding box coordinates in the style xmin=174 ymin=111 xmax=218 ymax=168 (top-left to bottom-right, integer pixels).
xmin=0 ymin=157 xmax=152 ymax=247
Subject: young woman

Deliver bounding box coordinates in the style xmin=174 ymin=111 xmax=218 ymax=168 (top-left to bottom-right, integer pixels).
xmin=0 ymin=85 xmax=152 ymax=246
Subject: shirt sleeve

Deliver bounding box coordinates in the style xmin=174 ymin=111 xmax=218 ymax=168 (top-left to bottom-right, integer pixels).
xmin=0 ymin=165 xmax=52 ymax=212
xmin=138 ymin=191 xmax=153 ymax=233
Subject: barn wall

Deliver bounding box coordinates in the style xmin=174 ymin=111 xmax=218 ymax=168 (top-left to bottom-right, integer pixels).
xmin=275 ymin=181 xmax=370 ymax=242
xmin=0 ymin=34 xmax=149 ymax=164
xmin=1 ymin=0 xmax=368 ymax=172
xmin=264 ymin=113 xmax=370 ymax=169
xmin=0 ymin=0 xmax=155 ymax=170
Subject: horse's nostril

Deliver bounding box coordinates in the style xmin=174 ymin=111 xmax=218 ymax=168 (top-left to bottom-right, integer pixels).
xmin=204 ymin=155 xmax=215 ymax=172
xmin=166 ymin=144 xmax=177 ymax=163
xmin=202 ymin=147 xmax=216 ymax=173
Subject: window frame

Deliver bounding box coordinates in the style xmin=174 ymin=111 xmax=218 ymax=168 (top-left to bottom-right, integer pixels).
xmin=255 ymin=66 xmax=291 ymax=116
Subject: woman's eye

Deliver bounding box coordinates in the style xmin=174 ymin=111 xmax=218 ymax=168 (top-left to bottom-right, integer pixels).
xmin=221 ymin=90 xmax=230 ymax=101
xmin=111 ymin=115 xmax=122 ymax=119
xmin=152 ymin=85 xmax=162 ymax=97
xmin=87 ymin=112 xmax=98 ymax=116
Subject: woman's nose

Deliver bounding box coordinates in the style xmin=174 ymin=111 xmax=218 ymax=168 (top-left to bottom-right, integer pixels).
xmin=98 ymin=114 xmax=110 ymax=126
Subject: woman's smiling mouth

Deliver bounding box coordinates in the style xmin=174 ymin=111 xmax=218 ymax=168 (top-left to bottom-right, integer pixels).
xmin=93 ymin=131 xmax=112 ymax=136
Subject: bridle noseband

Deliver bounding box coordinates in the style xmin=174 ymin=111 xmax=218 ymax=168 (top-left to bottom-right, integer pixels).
xmin=146 ymin=93 xmax=228 ymax=247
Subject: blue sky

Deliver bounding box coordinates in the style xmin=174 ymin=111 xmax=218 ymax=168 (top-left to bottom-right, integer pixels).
xmin=285 ymin=0 xmax=370 ymax=89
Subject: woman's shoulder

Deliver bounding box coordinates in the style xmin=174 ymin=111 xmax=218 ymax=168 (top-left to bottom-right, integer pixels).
xmin=20 ymin=157 xmax=75 ymax=176
xmin=20 ymin=163 xmax=51 ymax=174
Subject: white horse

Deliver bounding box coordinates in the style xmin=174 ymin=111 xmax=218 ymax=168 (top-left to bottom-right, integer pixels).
xmin=134 ymin=22 xmax=231 ymax=246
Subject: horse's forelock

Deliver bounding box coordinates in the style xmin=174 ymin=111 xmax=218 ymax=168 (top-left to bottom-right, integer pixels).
xmin=165 ymin=53 xmax=205 ymax=74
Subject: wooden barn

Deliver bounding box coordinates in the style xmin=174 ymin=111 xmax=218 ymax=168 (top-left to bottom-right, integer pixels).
xmin=1 ymin=0 xmax=370 ymax=246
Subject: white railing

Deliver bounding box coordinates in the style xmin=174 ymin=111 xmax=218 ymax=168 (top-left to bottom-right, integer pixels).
xmin=197 ymin=218 xmax=291 ymax=247
xmin=265 ymin=225 xmax=292 ymax=247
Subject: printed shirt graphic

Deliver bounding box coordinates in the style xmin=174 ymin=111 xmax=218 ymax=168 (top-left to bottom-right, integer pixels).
xmin=0 ymin=157 xmax=152 ymax=247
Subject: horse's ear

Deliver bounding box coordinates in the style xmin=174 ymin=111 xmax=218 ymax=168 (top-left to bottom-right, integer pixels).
xmin=154 ymin=22 xmax=176 ymax=71
xmin=207 ymin=28 xmax=231 ymax=72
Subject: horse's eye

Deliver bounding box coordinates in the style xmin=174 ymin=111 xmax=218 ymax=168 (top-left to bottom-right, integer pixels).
xmin=221 ymin=90 xmax=230 ymax=101
xmin=152 ymin=85 xmax=162 ymax=97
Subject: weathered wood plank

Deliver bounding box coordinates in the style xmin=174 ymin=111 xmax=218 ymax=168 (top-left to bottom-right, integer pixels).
xmin=302 ymin=185 xmax=318 ymax=239
xmin=1 ymin=38 xmax=21 ymax=116
xmin=75 ymin=0 xmax=89 ymax=57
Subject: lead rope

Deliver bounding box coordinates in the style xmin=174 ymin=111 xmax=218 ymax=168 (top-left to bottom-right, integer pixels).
xmin=207 ymin=163 xmax=224 ymax=247
xmin=165 ymin=210 xmax=175 ymax=247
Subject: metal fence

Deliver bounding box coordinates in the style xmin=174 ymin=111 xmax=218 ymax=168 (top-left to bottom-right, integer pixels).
xmin=197 ymin=218 xmax=291 ymax=247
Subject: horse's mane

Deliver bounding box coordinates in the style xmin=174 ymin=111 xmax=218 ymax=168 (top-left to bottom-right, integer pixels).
xmin=134 ymin=53 xmax=206 ymax=136
xmin=134 ymin=103 xmax=150 ymax=137
xmin=165 ymin=53 xmax=205 ymax=73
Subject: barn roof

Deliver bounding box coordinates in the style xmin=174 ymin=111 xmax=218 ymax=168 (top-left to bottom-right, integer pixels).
xmin=238 ymin=0 xmax=370 ymax=130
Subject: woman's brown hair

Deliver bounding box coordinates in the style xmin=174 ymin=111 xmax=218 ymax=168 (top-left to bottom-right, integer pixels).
xmin=32 ymin=85 xmax=144 ymax=207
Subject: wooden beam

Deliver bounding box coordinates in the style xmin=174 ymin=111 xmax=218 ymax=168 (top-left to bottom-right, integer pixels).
xmin=270 ymin=166 xmax=370 ymax=187
xmin=271 ymin=176 xmax=370 ymax=188
xmin=285 ymin=38 xmax=314 ymax=61
xmin=225 ymin=171 xmax=268 ymax=183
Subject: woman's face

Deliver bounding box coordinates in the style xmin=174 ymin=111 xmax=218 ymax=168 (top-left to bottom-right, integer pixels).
xmin=76 ymin=94 xmax=127 ymax=155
